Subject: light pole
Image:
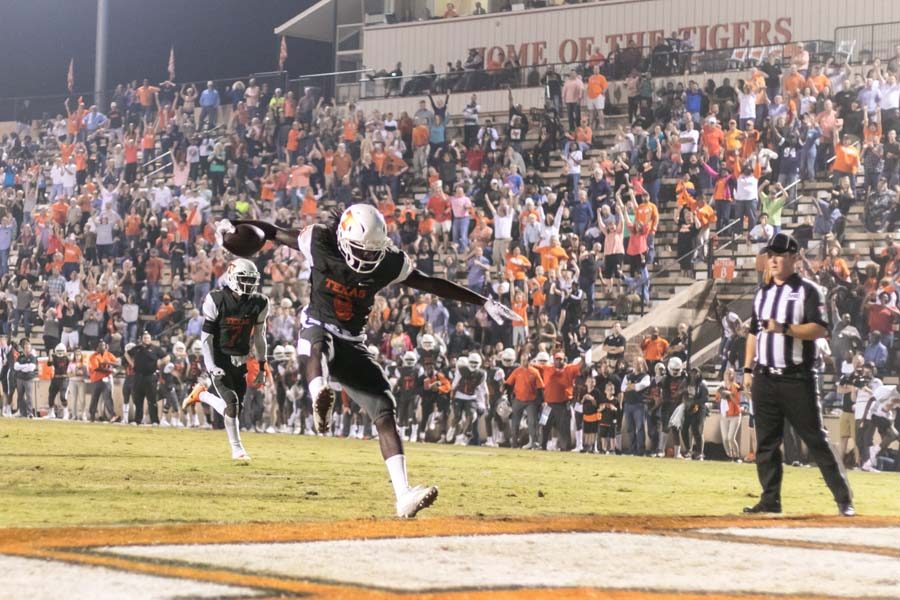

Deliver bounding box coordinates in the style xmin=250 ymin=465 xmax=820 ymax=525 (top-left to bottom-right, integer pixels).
xmin=94 ymin=0 xmax=109 ymax=109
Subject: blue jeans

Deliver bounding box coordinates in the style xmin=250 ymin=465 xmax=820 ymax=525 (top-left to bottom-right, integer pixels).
xmin=144 ymin=283 xmax=161 ymax=313
xmin=715 ymin=200 xmax=733 ymax=235
xmin=0 ymin=248 xmax=8 ymax=277
xmin=452 ymin=216 xmax=470 ymax=252
xmin=800 ymin=145 xmax=817 ymax=181
xmin=193 ymin=281 xmax=210 ymax=311
xmin=623 ymin=402 xmax=646 ymax=455
xmin=12 ymin=308 xmax=31 ymax=338
xmin=124 ymin=322 xmax=138 ymax=346
xmin=733 ymin=200 xmax=757 ymax=234
xmin=199 ymin=106 xmax=218 ymax=130
xmin=646 ymin=178 xmax=661 ymax=205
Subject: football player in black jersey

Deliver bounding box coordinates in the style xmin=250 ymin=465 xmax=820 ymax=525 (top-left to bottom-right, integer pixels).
xmin=47 ymin=343 xmax=72 ymax=420
xmin=182 ymin=259 xmax=269 ymax=460
xmin=223 ymin=204 xmax=517 ymax=518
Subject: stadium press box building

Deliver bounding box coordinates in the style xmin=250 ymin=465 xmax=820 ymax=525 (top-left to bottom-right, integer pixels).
xmin=277 ymin=0 xmax=900 ymax=111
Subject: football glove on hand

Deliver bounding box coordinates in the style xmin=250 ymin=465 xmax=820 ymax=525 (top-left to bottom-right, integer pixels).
xmin=214 ymin=219 xmax=236 ymax=247
xmin=209 ymin=366 xmax=226 ymax=379
xmin=483 ymin=298 xmax=518 ymax=325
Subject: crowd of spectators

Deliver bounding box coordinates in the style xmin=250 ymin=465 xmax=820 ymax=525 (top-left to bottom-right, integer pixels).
xmin=0 ymin=40 xmax=898 ymax=468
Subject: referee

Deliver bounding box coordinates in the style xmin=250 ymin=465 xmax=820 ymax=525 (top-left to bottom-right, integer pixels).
xmin=125 ymin=332 xmax=168 ymax=425
xmin=742 ymin=232 xmax=855 ymax=517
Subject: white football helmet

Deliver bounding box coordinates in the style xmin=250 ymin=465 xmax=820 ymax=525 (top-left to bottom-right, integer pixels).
xmin=402 ymin=351 xmax=418 ymax=367
xmin=190 ymin=340 xmax=203 ymax=356
xmin=535 ymin=351 xmax=551 ymax=365
xmin=284 ymin=346 xmax=297 ymax=363
xmin=367 ymin=345 xmax=380 ymax=360
xmin=125 ymin=342 xmax=136 ymax=354
xmin=54 ymin=343 xmax=67 ymax=357
xmin=467 ymin=352 xmax=482 ymax=371
xmin=655 ymin=362 xmax=667 ymax=377
xmin=500 ymin=348 xmax=516 ymax=367
xmin=224 ymin=258 xmax=260 ymax=296
xmin=667 ymin=356 xmax=684 ymax=377
xmin=173 ymin=341 xmax=187 ymax=358
xmin=273 ymin=345 xmax=287 ymax=362
xmin=336 ymin=204 xmax=390 ymax=274
xmin=420 ymin=334 xmax=436 ymax=351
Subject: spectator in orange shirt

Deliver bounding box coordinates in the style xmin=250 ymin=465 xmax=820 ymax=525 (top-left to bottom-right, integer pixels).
xmin=585 ymin=65 xmax=608 ymax=129
xmin=510 ymin=290 xmax=529 ymax=347
xmin=694 ymin=196 xmax=717 ymax=262
xmin=534 ymin=351 xmax=584 ymax=451
xmin=88 ymin=340 xmax=120 ymax=422
xmin=505 ymin=354 xmax=544 ymax=448
xmin=832 ymin=120 xmax=860 ymax=196
xmin=537 ymin=236 xmax=569 ymax=272
xmin=641 ymin=327 xmax=669 ymax=373
xmin=285 ymin=122 xmax=301 ymax=165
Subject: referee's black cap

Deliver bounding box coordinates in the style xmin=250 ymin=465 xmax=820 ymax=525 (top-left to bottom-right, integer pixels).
xmin=761 ymin=232 xmax=799 ymax=255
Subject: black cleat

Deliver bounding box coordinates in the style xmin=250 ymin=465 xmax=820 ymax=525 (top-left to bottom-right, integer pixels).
xmin=838 ymin=502 xmax=856 ymax=517
xmin=743 ymin=502 xmax=782 ymax=515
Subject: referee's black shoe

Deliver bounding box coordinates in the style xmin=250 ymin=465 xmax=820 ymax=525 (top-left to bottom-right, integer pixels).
xmin=838 ymin=502 xmax=856 ymax=517
xmin=743 ymin=502 xmax=782 ymax=515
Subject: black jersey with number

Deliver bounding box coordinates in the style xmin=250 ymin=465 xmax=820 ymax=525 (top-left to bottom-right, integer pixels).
xmin=394 ymin=365 xmax=423 ymax=396
xmin=202 ymin=289 xmax=269 ymax=359
xmin=300 ymin=224 xmax=410 ymax=336
xmin=51 ymin=355 xmax=70 ymax=379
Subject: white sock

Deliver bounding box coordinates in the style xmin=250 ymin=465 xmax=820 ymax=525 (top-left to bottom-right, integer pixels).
xmin=869 ymin=445 xmax=880 ymax=462
xmin=199 ymin=391 xmax=227 ymax=416
xmin=224 ymin=415 xmax=243 ymax=450
xmin=308 ymin=376 xmax=326 ymax=401
xmin=575 ymin=429 xmax=583 ymax=449
xmin=122 ymin=405 xmax=129 ymax=423
xmin=385 ymin=454 xmax=409 ymax=500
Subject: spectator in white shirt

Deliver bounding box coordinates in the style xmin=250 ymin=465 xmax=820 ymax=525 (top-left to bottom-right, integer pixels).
xmin=485 ymin=194 xmax=515 ymax=267
xmin=733 ymin=165 xmax=758 ymax=236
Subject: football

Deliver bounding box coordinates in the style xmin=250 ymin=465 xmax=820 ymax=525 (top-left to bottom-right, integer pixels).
xmin=223 ymin=223 xmax=266 ymax=258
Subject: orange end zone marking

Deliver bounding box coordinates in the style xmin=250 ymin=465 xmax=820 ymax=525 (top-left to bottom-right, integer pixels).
xmin=2 ymin=515 xmax=899 ymax=600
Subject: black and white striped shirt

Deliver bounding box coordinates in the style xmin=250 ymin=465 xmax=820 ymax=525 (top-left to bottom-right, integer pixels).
xmin=749 ymin=274 xmax=829 ymax=369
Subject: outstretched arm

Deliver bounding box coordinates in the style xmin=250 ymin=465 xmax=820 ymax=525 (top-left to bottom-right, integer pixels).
xmin=403 ymin=269 xmax=518 ymax=325
xmin=229 ymin=219 xmax=301 ymax=251
xmin=403 ymin=269 xmax=486 ymax=305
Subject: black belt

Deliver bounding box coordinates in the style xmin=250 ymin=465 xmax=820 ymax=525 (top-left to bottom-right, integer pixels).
xmin=754 ymin=364 xmax=809 ymax=378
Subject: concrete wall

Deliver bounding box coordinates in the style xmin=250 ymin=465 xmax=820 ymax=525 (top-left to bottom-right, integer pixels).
xmin=363 ymin=0 xmax=900 ymax=75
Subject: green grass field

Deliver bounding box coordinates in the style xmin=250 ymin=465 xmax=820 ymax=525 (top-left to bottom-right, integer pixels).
xmin=2 ymin=419 xmax=897 ymax=529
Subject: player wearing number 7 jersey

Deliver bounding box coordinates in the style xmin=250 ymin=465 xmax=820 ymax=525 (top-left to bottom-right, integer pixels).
xmin=220 ymin=204 xmax=518 ymax=518
xmin=182 ymin=258 xmax=269 ymax=461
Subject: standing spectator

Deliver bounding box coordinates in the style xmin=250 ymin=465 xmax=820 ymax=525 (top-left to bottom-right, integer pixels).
xmin=535 ymin=351 xmax=583 ymax=451
xmin=462 ymin=95 xmax=480 ymax=148
xmin=88 ymin=340 xmax=119 ymax=422
xmin=449 ymin=185 xmax=473 ymax=252
xmin=585 ymin=65 xmax=608 ymax=130
xmin=733 ymin=165 xmax=759 ymax=237
xmin=641 ymin=326 xmax=669 ymax=373
xmin=621 ymin=356 xmax=650 ymax=455
xmin=0 ymin=215 xmax=15 ymax=277
xmin=198 ymin=81 xmax=221 ymax=130
xmin=562 ymin=71 xmax=584 ymax=131
xmin=718 ymin=367 xmax=743 ymax=462
xmin=832 ymin=121 xmax=860 ymax=197
xmin=506 ymin=354 xmax=544 ymax=449
xmin=13 ymin=339 xmax=37 ymax=417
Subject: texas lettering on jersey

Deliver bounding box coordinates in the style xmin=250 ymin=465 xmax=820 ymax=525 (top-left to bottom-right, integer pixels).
xmin=324 ymin=278 xmax=369 ymax=322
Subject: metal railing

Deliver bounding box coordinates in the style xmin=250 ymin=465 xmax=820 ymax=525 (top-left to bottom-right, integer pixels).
xmin=0 ymin=71 xmax=289 ymax=122
xmin=834 ymin=21 xmax=900 ymax=65
xmin=314 ymin=39 xmax=835 ymax=104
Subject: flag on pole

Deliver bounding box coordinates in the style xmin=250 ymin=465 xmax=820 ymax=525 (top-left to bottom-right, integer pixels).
xmin=67 ymin=58 xmax=74 ymax=93
xmin=168 ymin=45 xmax=176 ymax=81
xmin=278 ymin=36 xmax=288 ymax=71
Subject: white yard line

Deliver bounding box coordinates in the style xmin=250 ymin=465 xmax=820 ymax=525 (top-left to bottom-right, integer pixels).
xmin=102 ymin=531 xmax=900 ymax=597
